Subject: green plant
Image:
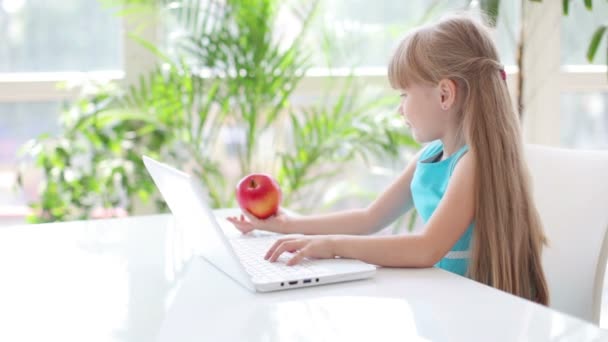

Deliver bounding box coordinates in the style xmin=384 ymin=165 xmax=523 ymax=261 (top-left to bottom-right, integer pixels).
xmin=278 ymin=76 xmax=417 ymax=212
xmin=18 ymin=0 xmax=419 ymax=223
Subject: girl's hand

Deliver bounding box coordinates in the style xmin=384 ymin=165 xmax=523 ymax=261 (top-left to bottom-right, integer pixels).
xmin=264 ymin=236 xmax=337 ymax=266
xmin=226 ymin=208 xmax=289 ymax=234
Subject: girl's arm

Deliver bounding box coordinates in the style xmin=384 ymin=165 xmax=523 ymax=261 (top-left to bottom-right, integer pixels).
xmin=266 ymin=152 xmax=476 ymax=267
xmin=228 ymin=151 xmax=422 ymax=236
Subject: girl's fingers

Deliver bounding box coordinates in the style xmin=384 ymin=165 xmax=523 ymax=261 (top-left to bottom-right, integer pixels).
xmin=227 ymin=217 xmax=243 ymax=224
xmin=265 ymin=238 xmax=296 ymax=260
xmin=268 ymin=240 xmax=302 ymax=262
xmin=226 ymin=217 xmax=255 ymax=234
xmin=287 ymin=249 xmax=307 ymax=266
xmin=227 ymin=216 xmax=246 ymax=224
xmin=238 ymin=223 xmax=255 ymax=234
xmin=241 ymin=210 xmax=263 ymax=224
xmin=264 ymin=239 xmax=281 ymax=260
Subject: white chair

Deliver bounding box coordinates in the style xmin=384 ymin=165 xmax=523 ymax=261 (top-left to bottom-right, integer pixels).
xmin=525 ymin=144 xmax=608 ymax=324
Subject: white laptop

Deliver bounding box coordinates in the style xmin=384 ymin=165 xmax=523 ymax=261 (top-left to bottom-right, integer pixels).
xmin=142 ymin=155 xmax=376 ymax=292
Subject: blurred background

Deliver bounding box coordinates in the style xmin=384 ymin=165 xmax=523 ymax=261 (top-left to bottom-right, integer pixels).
xmin=0 ymin=0 xmax=606 ymax=228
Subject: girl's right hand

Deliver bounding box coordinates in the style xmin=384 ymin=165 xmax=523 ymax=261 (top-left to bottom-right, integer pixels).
xmin=226 ymin=208 xmax=289 ymax=234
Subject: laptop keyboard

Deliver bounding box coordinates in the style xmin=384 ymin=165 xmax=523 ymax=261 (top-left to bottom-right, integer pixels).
xmin=229 ymin=236 xmax=331 ymax=282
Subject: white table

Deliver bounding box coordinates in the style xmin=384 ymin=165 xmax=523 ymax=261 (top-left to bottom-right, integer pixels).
xmin=0 ymin=212 xmax=606 ymax=342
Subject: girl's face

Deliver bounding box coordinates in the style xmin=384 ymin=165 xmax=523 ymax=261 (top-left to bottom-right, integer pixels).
xmin=398 ymin=84 xmax=448 ymax=143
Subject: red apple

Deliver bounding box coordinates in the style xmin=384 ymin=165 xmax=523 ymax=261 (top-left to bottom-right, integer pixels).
xmin=235 ymin=173 xmax=282 ymax=219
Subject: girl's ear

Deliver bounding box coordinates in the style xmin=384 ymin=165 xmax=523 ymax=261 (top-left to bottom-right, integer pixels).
xmin=438 ymin=78 xmax=457 ymax=111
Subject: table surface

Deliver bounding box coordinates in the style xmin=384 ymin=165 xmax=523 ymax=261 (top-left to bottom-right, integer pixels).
xmin=0 ymin=210 xmax=606 ymax=342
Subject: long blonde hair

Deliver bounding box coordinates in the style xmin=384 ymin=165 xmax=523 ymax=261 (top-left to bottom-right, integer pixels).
xmin=388 ymin=14 xmax=549 ymax=305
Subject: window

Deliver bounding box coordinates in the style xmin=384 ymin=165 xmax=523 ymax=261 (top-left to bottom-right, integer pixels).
xmin=2 ymin=1 xmax=607 ymax=219
xmin=0 ymin=0 xmax=123 ymax=72
xmin=0 ymin=102 xmax=63 ymax=208
xmin=0 ymin=102 xmax=61 ymax=165
xmin=0 ymin=0 xmax=124 ymax=214
xmin=560 ymin=1 xmax=608 ymax=148
xmin=302 ymin=0 xmax=518 ymax=68
xmin=561 ymin=92 xmax=608 ymax=149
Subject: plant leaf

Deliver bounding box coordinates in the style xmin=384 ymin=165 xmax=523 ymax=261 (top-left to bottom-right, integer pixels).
xmin=562 ymin=0 xmax=571 ymax=15
xmin=587 ymin=25 xmax=607 ymax=62
xmin=127 ymin=32 xmax=172 ymax=64
xmin=479 ymin=0 xmax=500 ymax=26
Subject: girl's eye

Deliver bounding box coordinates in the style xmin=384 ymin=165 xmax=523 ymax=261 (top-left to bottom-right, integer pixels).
xmin=400 ymin=93 xmax=407 ymax=98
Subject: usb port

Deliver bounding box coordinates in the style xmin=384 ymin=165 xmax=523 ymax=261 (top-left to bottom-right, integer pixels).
xmin=303 ymin=279 xmax=312 ymax=284
xmin=288 ymin=280 xmax=298 ymax=285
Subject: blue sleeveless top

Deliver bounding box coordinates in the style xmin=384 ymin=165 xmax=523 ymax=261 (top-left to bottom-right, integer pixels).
xmin=410 ymin=140 xmax=474 ymax=277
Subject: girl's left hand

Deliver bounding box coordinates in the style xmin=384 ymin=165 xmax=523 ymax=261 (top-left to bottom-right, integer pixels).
xmin=265 ymin=236 xmax=337 ymax=266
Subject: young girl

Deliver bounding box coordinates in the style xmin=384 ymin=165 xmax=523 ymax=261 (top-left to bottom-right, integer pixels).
xmin=227 ymin=14 xmax=549 ymax=305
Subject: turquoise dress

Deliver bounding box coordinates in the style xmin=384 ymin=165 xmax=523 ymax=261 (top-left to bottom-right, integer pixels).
xmin=410 ymin=140 xmax=474 ymax=277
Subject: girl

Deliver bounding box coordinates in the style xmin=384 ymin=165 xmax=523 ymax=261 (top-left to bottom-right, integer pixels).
xmin=227 ymin=14 xmax=549 ymax=305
